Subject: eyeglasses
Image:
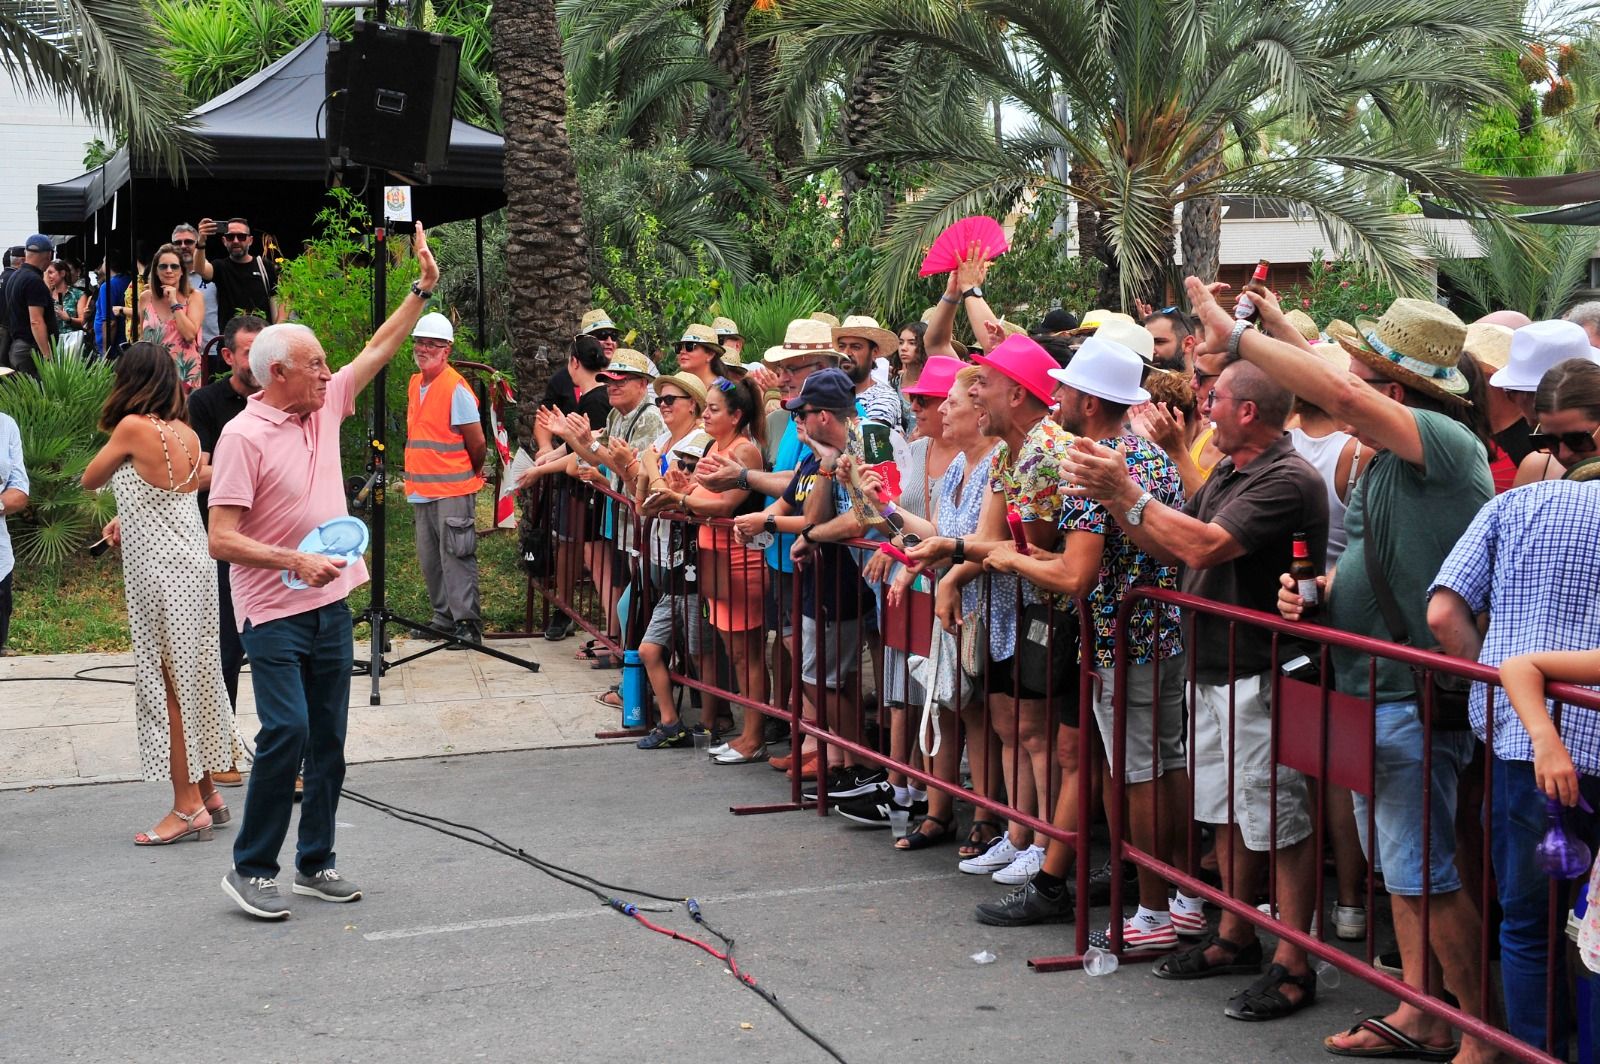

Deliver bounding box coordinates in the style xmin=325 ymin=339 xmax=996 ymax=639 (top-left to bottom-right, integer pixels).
xmin=1529 ymin=425 xmax=1600 ymax=456
xmin=172 ymin=239 xmax=196 ymax=247
xmin=222 ymin=232 xmax=251 ymax=242
xmin=156 ymin=263 xmax=183 ymax=271
xmin=1204 ymin=389 xmax=1241 ymax=408
xmin=413 ymin=338 xmax=450 ymax=350
xmin=777 ymin=360 xmax=825 ymax=376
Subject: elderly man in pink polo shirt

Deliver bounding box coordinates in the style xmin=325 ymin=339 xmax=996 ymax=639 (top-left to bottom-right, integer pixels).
xmin=211 ymin=223 xmax=439 ymax=921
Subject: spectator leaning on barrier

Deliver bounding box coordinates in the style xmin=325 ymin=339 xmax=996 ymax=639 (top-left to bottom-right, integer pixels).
xmin=1235 ymin=289 xmax=1497 ymax=1061
xmin=1064 ymin=342 xmax=1328 ymax=1022
xmin=404 ymin=312 xmax=487 ymax=648
xmin=0 ymin=407 xmax=28 ymax=654
xmin=911 ymin=334 xmax=1076 ymax=890
xmin=974 ymin=335 xmax=1201 ymax=945
xmin=1429 ymin=356 xmax=1600 ymax=1059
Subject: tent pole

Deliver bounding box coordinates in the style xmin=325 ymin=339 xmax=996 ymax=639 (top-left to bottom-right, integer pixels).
xmin=475 ymin=214 xmax=486 ymax=351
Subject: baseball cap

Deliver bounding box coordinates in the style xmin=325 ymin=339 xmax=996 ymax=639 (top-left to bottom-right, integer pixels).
xmin=784 ymin=367 xmax=857 ymax=412
xmin=1037 ymin=307 xmax=1079 ymax=334
xmin=24 ymin=234 xmax=53 ymax=254
xmin=412 ymin=312 xmax=455 ymax=342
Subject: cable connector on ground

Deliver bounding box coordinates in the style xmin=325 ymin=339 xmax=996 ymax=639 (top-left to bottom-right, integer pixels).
xmin=686 ymin=898 xmax=702 ymax=922
xmin=607 ymin=897 xmax=639 ymax=917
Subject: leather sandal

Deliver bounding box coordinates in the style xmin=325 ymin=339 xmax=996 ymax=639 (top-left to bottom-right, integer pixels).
xmin=1152 ymin=932 xmax=1263 ymax=981
xmin=959 ymin=819 xmax=1004 ymax=859
xmin=202 ymin=790 xmax=231 ymax=825
xmin=1223 ymin=962 xmax=1317 ymax=1021
xmin=895 ymin=814 xmax=954 ymax=851
xmin=134 ymin=806 xmax=214 ymax=846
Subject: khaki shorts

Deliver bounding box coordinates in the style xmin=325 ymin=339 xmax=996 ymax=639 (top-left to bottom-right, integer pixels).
xmin=1092 ymin=655 xmax=1186 ymax=784
xmin=1192 ymin=672 xmax=1312 ymax=853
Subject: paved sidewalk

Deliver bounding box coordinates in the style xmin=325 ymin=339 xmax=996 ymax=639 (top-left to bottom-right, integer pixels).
xmin=0 ymin=634 xmax=627 ymax=789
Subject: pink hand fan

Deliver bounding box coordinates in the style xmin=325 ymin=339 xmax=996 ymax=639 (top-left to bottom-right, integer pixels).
xmin=918 ymin=215 xmax=1009 ymax=277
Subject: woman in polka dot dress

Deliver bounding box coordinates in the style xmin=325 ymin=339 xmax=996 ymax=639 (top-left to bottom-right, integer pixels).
xmin=84 ymin=342 xmax=238 ymax=845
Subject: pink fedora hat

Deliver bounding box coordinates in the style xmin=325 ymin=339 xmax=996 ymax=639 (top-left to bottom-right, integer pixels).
xmin=971 ymin=334 xmax=1058 ymax=406
xmin=903 ymin=355 xmax=967 ymax=399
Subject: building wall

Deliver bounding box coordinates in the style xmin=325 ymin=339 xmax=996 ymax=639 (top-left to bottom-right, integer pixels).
xmin=0 ymin=77 xmax=105 ymax=254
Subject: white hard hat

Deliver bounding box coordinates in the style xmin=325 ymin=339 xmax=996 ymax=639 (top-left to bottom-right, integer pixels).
xmin=412 ymin=312 xmax=455 ymax=343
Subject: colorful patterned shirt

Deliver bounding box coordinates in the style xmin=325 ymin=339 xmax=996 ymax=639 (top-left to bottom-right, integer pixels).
xmin=1058 ymin=435 xmax=1185 ymax=669
xmin=990 ymin=416 xmax=1075 ymax=524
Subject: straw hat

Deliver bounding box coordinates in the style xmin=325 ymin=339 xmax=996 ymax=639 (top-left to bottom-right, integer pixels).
xmin=655 ymin=371 xmax=708 ymax=407
xmin=1462 ymin=322 xmax=1514 ymax=373
xmin=1080 ymin=308 xmax=1134 ymax=330
xmin=833 ymin=314 xmax=898 ymax=353
xmin=765 ymin=318 xmax=844 ymax=364
xmin=1308 ymin=341 xmax=1350 ymax=374
xmin=1324 ymin=319 xmax=1360 ymax=346
xmin=1094 ymin=318 xmax=1156 ymax=365
xmin=598 ymin=348 xmax=656 ymax=379
xmin=1283 ymin=309 xmax=1321 ymax=343
xmin=711 ymin=316 xmax=742 ymax=340
xmin=675 ymin=323 xmax=726 ymax=357
xmin=1337 ymin=299 xmax=1470 ymax=403
xmin=810 ymin=311 xmax=841 ymax=329
xmin=577 ymin=309 xmax=617 ymax=336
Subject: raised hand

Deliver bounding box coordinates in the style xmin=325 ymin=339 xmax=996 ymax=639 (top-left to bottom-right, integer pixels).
xmin=413 ymin=222 xmax=440 ymax=291
xmin=955 ymin=239 xmax=990 ymax=292
xmin=1132 ymin=402 xmax=1185 ymax=454
xmin=1183 ymin=276 xmax=1237 ymax=356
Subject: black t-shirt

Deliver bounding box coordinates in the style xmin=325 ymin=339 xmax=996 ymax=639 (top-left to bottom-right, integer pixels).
xmin=212 ymin=255 xmax=276 ymax=321
xmin=543 ymin=365 xmax=576 ymax=416
xmin=782 ymin=455 xmax=867 ymax=621
xmin=187 ymin=377 xmax=251 ymax=521
xmin=4 ymin=264 xmax=51 ymax=352
xmin=1492 ymin=419 xmax=1535 ymax=467
xmin=575 ymin=383 xmax=610 ymax=430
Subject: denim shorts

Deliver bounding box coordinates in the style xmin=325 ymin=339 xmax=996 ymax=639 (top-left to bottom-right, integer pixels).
xmin=1354 ymin=700 xmax=1477 ymax=897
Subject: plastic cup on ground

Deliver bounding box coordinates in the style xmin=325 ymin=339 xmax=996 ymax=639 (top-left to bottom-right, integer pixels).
xmin=692 ymin=729 xmax=713 ymax=758
xmin=1083 ymin=947 xmax=1119 ymax=976
xmin=888 ymin=807 xmax=911 ymax=838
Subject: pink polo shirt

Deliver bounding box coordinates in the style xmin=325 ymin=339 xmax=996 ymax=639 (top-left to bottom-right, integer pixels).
xmin=209 ymin=364 xmax=370 ymax=630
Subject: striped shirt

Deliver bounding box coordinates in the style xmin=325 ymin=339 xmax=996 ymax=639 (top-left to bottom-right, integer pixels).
xmin=1429 ymin=480 xmax=1600 ymax=772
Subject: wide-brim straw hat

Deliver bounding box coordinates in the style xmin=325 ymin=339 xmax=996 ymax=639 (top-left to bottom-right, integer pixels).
xmin=1337 ymin=298 xmax=1470 ymax=404
xmin=832 ymin=314 xmax=898 ymax=354
xmin=675 ymin=323 xmax=726 ymax=357
xmin=656 ymin=371 xmax=708 ymax=407
xmin=1463 ymin=322 xmax=1514 ymax=373
xmin=1308 ymin=341 xmax=1351 ymax=374
xmin=1324 ymin=319 xmax=1360 ymax=346
xmin=765 ymin=318 xmax=844 ymax=363
xmin=810 ymin=311 xmax=841 ymax=329
xmin=577 ymin=308 xmax=617 ymax=336
xmin=711 ymin=315 xmax=742 ymax=340
xmin=1283 ymin=309 xmax=1321 ymax=343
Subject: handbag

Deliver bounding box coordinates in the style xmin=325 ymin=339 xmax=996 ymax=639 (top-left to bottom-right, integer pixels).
xmin=959 ymin=609 xmax=986 ymax=681
xmin=1361 ymin=476 xmax=1471 ymax=730
xmin=1017 ymin=599 xmax=1078 ymax=698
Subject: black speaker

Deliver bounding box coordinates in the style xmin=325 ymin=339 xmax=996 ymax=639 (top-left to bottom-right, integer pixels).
xmin=326 ymin=22 xmax=462 ymax=180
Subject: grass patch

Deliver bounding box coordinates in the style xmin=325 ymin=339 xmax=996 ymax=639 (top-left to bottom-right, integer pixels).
xmin=9 ymin=489 xmax=544 ymax=656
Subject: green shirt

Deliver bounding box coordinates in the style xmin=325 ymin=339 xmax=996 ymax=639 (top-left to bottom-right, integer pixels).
xmin=1329 ymin=408 xmax=1491 ymax=702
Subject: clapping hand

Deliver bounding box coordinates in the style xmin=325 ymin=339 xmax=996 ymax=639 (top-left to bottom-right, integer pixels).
xmin=663 ymin=467 xmax=692 ymax=494
xmin=1061 ymin=436 xmax=1131 ymax=502
xmin=1132 ymin=402 xmax=1186 ymax=455
xmin=694 ymin=450 xmax=743 ymax=491
xmin=561 ymin=412 xmax=595 ymax=449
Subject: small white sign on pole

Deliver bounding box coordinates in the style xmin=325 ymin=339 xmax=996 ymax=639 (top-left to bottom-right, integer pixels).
xmin=383 ymin=185 xmax=413 ymax=223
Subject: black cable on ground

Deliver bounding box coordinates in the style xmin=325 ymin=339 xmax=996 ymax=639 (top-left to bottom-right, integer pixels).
xmin=8 ymin=670 xmax=851 ymax=1062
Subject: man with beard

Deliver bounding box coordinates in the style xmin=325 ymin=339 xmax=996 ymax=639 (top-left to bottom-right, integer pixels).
xmin=209 ymin=218 xmax=281 ymax=323
xmin=1142 ymin=308 xmax=1200 ymax=374
xmin=833 ymin=315 xmax=906 ymax=428
xmin=173 ymin=221 xmax=220 ymax=351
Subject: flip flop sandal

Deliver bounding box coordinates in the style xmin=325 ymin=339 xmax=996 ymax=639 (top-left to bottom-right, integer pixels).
xmin=575 ymin=639 xmax=604 ymax=659
xmin=1152 ymin=932 xmax=1264 ymax=981
xmin=595 ymin=684 xmax=622 ymax=709
xmin=1323 ymin=1017 xmax=1459 ymax=1060
xmin=896 ymin=814 xmax=954 ymax=851
xmin=958 ymin=819 xmax=1004 ymax=859
xmin=1223 ymin=962 xmax=1317 ymax=1021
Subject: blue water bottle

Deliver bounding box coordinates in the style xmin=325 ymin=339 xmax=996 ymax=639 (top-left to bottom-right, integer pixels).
xmin=621 ymin=649 xmax=645 ymax=727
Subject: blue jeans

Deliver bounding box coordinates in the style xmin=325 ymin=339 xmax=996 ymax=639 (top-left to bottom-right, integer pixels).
xmin=233 ymin=601 xmax=354 ymax=880
xmin=1352 ymin=701 xmax=1476 ymax=895
xmin=1491 ymin=756 xmax=1600 ymax=1056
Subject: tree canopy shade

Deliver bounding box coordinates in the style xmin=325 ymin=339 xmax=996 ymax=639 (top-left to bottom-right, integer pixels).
xmin=36 ymin=33 xmax=504 ymax=247
xmin=774 ymin=0 xmax=1527 ymax=309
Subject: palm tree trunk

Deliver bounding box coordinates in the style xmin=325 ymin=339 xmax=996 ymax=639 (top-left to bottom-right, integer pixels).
xmin=493 ymin=0 xmax=590 ymax=443
xmin=1179 ymin=131 xmax=1226 ymax=291
xmin=706 ymin=0 xmax=756 ymax=147
xmin=839 ymin=41 xmax=894 ymax=213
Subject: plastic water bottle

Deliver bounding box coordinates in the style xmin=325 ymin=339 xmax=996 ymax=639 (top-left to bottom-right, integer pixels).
xmin=1083 ymin=946 xmax=1119 ymax=976
xmin=621 ymin=649 xmax=645 ymax=728
xmin=1537 ymin=797 xmax=1594 ymax=879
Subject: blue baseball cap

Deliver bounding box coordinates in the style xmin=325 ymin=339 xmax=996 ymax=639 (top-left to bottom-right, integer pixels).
xmin=784 ymin=367 xmax=856 ymax=413
xmin=24 ymin=234 xmax=53 ymax=254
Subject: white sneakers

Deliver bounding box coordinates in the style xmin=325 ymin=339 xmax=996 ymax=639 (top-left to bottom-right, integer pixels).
xmin=958 ymin=833 xmax=1021 ymax=875
xmin=992 ymin=844 xmax=1046 ymax=885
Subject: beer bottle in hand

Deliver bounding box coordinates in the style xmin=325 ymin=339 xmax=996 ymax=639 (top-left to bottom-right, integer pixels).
xmin=1234 ymin=259 xmax=1271 ymax=323
xmin=1291 ymin=531 xmax=1319 ymax=618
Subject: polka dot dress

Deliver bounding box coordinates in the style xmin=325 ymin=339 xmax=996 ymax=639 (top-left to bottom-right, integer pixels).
xmin=110 ymin=420 xmax=239 ymax=782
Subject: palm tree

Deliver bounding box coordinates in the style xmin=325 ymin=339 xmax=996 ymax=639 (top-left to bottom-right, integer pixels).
xmin=1428 ymin=219 xmax=1596 ymax=321
xmin=493 ymin=0 xmax=592 ymax=438
xmin=777 ymin=0 xmax=1525 ymax=310
xmin=2 ymin=0 xmax=201 ymax=174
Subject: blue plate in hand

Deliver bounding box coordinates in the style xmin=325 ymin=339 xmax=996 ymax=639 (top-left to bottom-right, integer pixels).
xmin=281 ymin=516 xmax=370 ymax=590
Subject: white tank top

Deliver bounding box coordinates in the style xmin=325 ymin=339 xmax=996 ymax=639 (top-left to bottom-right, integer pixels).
xmin=1289 ymin=427 xmax=1354 ymax=569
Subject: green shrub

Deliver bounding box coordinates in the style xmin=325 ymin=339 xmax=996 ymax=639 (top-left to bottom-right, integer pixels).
xmin=0 ymin=353 xmax=118 ymax=568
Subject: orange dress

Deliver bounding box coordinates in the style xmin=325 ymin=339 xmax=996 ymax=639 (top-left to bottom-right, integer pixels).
xmin=693 ymin=438 xmax=767 ymax=632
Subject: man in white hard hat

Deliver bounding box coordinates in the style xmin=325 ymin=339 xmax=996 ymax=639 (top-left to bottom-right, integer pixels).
xmin=404 ymin=312 xmax=487 ymax=647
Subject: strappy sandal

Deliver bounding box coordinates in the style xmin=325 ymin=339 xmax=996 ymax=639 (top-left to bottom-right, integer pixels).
xmin=1151 ymin=932 xmax=1263 ymax=981
xmin=202 ymin=791 xmax=231 ymax=826
xmin=574 ymin=639 xmax=604 ymax=660
xmin=896 ymin=814 xmax=954 ymax=851
xmin=1224 ymin=962 xmax=1317 ymax=1021
xmin=959 ymin=818 xmax=1003 ymax=859
xmin=595 ymin=683 xmax=622 ymax=709
xmin=134 ymin=806 xmax=214 ymax=846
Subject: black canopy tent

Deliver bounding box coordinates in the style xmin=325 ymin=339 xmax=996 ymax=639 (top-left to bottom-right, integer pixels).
xmin=1419 ymin=170 xmax=1600 ymax=226
xmin=37 ymin=32 xmax=505 ymax=252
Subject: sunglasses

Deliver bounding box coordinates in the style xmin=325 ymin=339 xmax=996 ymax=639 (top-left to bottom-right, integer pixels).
xmin=222 ymin=232 xmax=251 ymax=242
xmin=793 ymin=407 xmax=822 ymax=418
xmin=156 ymin=262 xmax=183 ymax=271
xmin=655 ymin=395 xmax=688 ymax=408
xmin=592 ymin=330 xmax=621 ymax=342
xmin=172 ymin=239 xmax=196 ymax=247
xmin=1529 ymin=426 xmax=1600 ymax=455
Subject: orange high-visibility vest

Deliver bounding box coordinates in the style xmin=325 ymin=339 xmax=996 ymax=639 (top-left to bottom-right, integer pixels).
xmin=405 ymin=364 xmax=485 ymax=498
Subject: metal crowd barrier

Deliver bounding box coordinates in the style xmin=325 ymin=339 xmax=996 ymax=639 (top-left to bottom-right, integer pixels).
xmin=523 ymin=482 xmax=1596 ymax=1063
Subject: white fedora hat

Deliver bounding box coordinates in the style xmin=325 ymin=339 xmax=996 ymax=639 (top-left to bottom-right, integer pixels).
xmin=1490 ymin=319 xmax=1600 ymax=392
xmin=1047 ymin=335 xmax=1150 ymax=405
xmin=1093 ymin=318 xmax=1156 ymax=365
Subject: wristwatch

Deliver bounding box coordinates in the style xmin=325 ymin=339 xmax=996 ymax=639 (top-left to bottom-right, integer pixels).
xmin=411 ymin=281 xmax=433 ymax=300
xmin=1125 ymin=491 xmax=1155 ymax=527
xmin=1226 ymin=319 xmax=1250 ymax=361
xmin=952 ymin=537 xmax=966 ymax=564
xmin=736 ymin=467 xmax=750 ymax=491
xmin=764 ymin=514 xmax=778 ymax=536
xmin=799 ymin=523 xmax=817 ymax=544
xmin=961 ymin=286 xmax=984 ymax=300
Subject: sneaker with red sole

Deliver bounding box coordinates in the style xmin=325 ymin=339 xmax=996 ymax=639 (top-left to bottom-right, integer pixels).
xmin=1088 ymin=916 xmax=1178 ymax=955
